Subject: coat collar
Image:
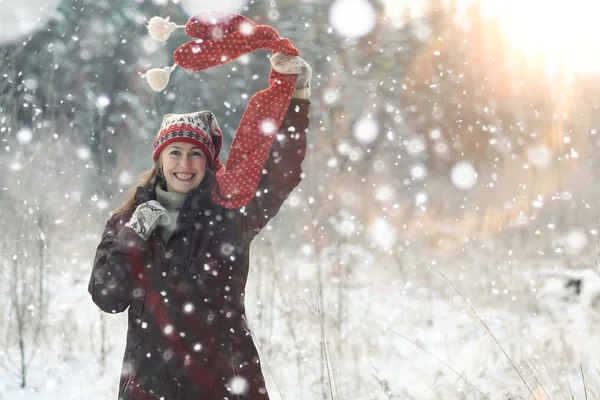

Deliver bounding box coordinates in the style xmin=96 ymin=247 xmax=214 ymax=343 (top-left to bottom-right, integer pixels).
xmin=134 ymin=171 xmax=214 ymax=233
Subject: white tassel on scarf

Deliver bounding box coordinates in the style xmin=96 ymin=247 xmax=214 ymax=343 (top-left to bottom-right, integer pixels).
xmin=145 ymin=16 xmax=183 ymax=91
xmin=145 ymin=64 xmax=177 ymax=92
xmin=146 ymin=16 xmax=185 ymax=42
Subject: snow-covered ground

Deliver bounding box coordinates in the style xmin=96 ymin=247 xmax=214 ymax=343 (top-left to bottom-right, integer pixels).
xmin=2 ymin=242 xmax=600 ymax=400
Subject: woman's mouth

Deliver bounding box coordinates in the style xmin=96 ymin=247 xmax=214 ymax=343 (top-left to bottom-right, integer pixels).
xmin=174 ymin=173 xmax=195 ymax=182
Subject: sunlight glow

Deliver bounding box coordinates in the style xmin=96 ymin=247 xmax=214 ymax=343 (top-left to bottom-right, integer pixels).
xmin=383 ymin=0 xmax=600 ymax=73
xmin=482 ymin=0 xmax=600 ymax=73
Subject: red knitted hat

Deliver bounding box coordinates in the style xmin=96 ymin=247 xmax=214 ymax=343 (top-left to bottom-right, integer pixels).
xmin=152 ymin=111 xmax=223 ymax=169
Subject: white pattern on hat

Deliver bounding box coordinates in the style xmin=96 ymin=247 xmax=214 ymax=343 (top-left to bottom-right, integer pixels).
xmin=152 ymin=110 xmax=223 ymax=167
xmin=160 ymin=112 xmax=209 ymax=133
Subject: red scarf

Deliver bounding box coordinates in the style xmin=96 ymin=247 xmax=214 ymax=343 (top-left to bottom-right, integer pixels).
xmin=172 ymin=11 xmax=299 ymax=209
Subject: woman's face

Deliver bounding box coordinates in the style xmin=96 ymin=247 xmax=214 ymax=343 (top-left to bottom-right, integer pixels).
xmin=160 ymin=142 xmax=207 ymax=193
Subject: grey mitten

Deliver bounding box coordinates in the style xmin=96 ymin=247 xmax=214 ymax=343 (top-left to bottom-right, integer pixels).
xmin=270 ymin=53 xmax=312 ymax=100
xmin=125 ymin=200 xmax=172 ymax=241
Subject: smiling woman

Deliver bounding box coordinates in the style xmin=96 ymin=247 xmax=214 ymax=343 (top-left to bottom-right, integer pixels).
xmin=160 ymin=143 xmax=207 ymax=194
xmin=481 ymin=0 xmax=600 ymax=73
xmin=88 ymin=10 xmax=313 ymax=399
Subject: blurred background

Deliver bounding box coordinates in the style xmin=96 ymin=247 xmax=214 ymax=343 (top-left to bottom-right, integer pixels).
xmin=2 ymin=0 xmax=600 ymax=398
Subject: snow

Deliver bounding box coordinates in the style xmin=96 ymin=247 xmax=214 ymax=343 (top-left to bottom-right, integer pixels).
xmin=118 ymin=171 xmax=133 ymax=185
xmin=527 ymin=145 xmax=553 ymax=168
xmin=406 ymin=136 xmax=426 ymax=155
xmin=260 ymin=119 xmax=278 ymax=136
xmin=0 ymin=0 xmax=61 ymax=45
xmin=178 ymin=0 xmax=248 ymax=16
xmin=95 ymin=95 xmax=110 ymax=110
xmin=410 ymin=163 xmax=428 ymax=181
xmin=415 ymin=191 xmax=428 ymax=206
xmin=228 ymin=376 xmax=249 ymax=395
xmin=4 ymin=0 xmax=600 ymax=399
xmin=564 ymin=230 xmax=588 ymax=255
xmin=329 ymin=0 xmax=377 ymax=39
xmin=368 ymin=218 xmax=396 ymax=250
xmin=323 ymin=89 xmax=340 ymax=105
xmin=3 ymin=243 xmax=600 ymax=399
xmin=451 ymin=161 xmax=478 ymax=190
xmin=16 ymin=127 xmax=33 ymax=144
xmin=76 ymin=147 xmax=91 ymax=160
xmin=374 ymin=185 xmax=395 ymax=203
xmin=353 ymin=116 xmax=380 ymax=145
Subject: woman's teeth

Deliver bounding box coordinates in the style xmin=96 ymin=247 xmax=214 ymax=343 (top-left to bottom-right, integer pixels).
xmin=174 ymin=173 xmax=194 ymax=180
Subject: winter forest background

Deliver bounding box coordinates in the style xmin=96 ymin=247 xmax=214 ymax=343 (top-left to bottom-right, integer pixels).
xmin=2 ymin=0 xmax=600 ymax=398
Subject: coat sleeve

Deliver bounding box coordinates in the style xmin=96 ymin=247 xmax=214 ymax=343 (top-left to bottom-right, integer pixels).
xmin=239 ymin=98 xmax=310 ymax=239
xmin=88 ymin=215 xmax=147 ymax=314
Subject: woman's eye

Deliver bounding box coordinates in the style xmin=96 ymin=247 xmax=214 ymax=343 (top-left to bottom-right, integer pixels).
xmin=169 ymin=150 xmax=181 ymax=156
xmin=191 ymin=151 xmax=202 ymax=157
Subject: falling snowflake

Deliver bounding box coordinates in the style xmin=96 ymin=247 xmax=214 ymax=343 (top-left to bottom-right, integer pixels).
xmin=16 ymin=128 xmax=33 ymax=144
xmin=406 ymin=136 xmax=426 ymax=155
xmin=77 ymin=147 xmax=91 ymax=160
xmin=415 ymin=192 xmax=428 ymax=206
xmin=429 ymin=128 xmax=442 ymax=140
xmin=338 ymin=219 xmax=356 ymax=236
xmin=353 ymin=116 xmax=379 ymax=145
xmin=329 ymin=0 xmax=376 ymax=38
xmin=410 ymin=163 xmax=428 ymax=181
xmin=565 ymin=230 xmax=587 ymax=255
xmin=179 ymin=0 xmax=248 ymax=16
xmin=368 ymin=218 xmax=396 ymax=250
xmin=451 ymin=161 xmax=477 ymax=190
xmin=96 ymin=95 xmax=110 ymax=109
xmin=302 ymin=245 xmax=313 ymax=255
xmin=119 ymin=171 xmax=133 ymax=185
xmin=260 ymin=119 xmax=277 ymax=136
xmin=221 ymin=243 xmax=235 ymax=256
xmin=323 ymin=89 xmax=340 ymax=105
xmin=227 ymin=376 xmax=249 ymax=395
xmin=239 ymin=21 xmax=254 ymax=35
xmin=163 ymin=324 xmax=174 ymax=336
xmin=337 ymin=141 xmax=352 ymax=156
xmin=162 ymin=349 xmax=174 ymax=362
xmin=527 ymin=145 xmax=552 ymax=168
xmin=374 ymin=185 xmax=395 ymax=203
xmin=183 ymin=302 xmax=195 ymax=314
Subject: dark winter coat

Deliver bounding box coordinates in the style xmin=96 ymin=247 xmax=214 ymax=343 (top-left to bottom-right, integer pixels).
xmin=88 ymin=99 xmax=310 ymax=399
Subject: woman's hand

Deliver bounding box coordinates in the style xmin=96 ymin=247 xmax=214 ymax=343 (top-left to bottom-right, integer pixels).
xmin=269 ymin=53 xmax=312 ymax=99
xmin=125 ymin=200 xmax=172 ymax=241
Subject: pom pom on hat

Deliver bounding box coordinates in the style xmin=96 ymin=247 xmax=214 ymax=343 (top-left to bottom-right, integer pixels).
xmin=146 ymin=16 xmax=184 ymax=42
xmin=145 ymin=64 xmax=177 ymax=92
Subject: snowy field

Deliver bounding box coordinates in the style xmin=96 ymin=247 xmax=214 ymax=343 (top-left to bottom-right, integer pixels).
xmin=2 ymin=233 xmax=600 ymax=400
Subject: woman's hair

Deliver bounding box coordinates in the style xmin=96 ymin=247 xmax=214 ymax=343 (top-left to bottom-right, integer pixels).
xmin=113 ymin=160 xmax=161 ymax=216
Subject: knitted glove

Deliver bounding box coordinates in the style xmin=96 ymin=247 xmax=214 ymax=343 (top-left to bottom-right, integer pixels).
xmin=270 ymin=53 xmax=312 ymax=100
xmin=125 ymin=200 xmax=172 ymax=241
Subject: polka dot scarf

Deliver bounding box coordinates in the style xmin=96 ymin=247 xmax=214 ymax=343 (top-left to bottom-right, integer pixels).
xmin=154 ymin=10 xmax=300 ymax=209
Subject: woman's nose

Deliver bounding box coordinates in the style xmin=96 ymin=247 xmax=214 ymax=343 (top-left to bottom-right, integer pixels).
xmin=179 ymin=156 xmax=191 ymax=168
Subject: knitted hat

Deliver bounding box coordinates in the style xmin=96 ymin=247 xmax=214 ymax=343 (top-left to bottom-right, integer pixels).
xmin=152 ymin=110 xmax=223 ymax=169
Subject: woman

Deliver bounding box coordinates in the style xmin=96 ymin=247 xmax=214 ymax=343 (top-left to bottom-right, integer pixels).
xmin=88 ymin=12 xmax=312 ymax=399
